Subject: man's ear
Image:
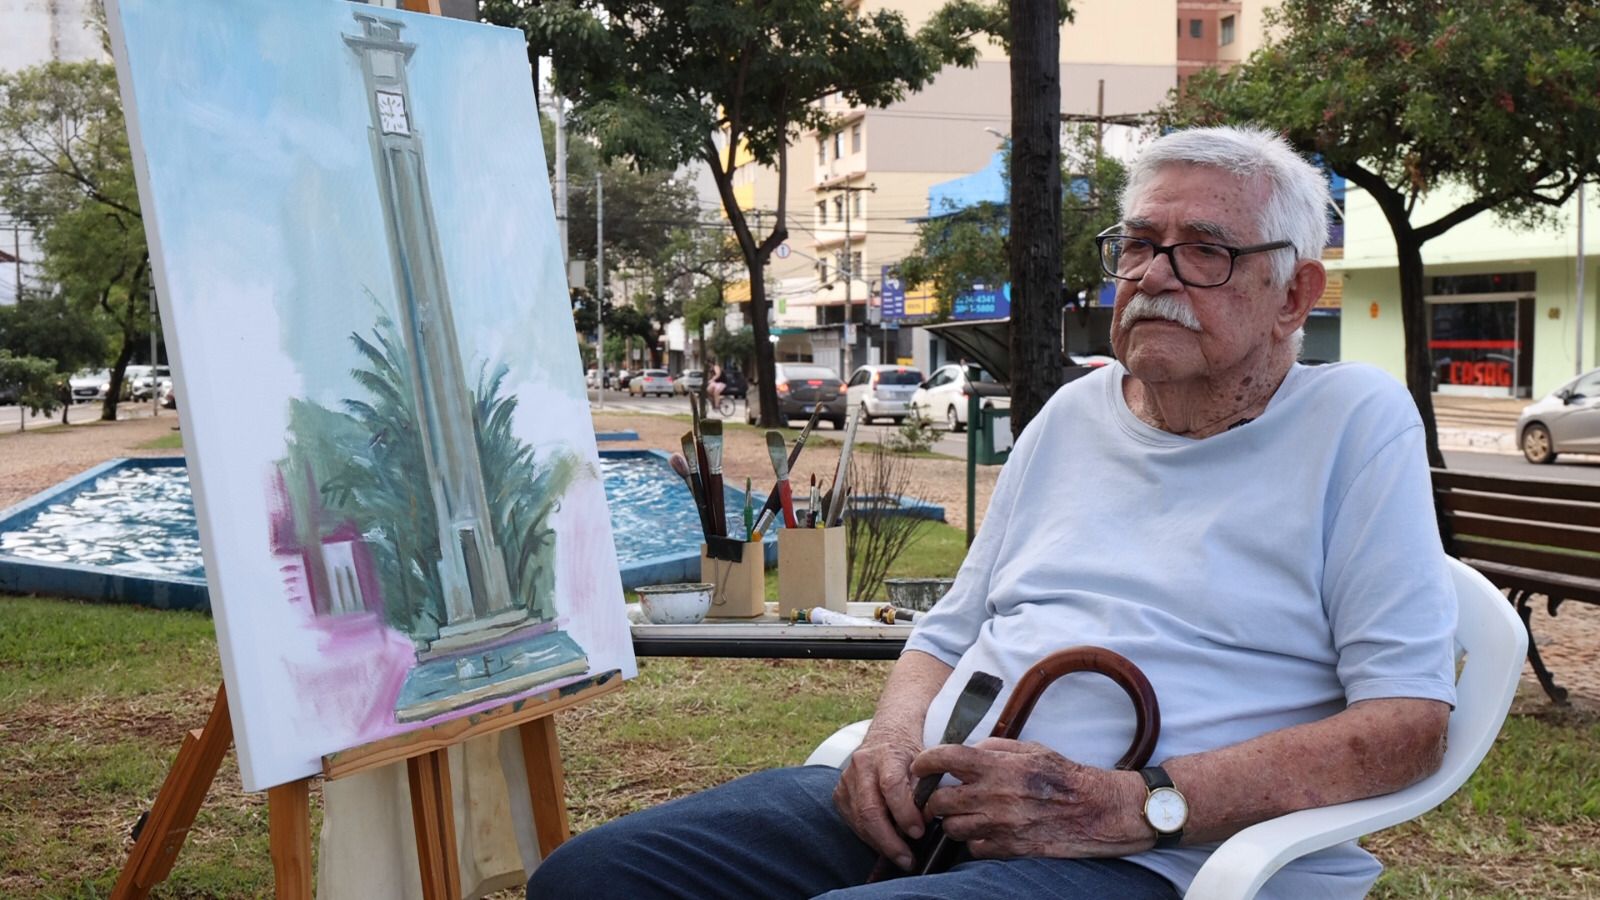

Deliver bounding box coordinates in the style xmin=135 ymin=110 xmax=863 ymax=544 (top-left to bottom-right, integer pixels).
xmin=1276 ymin=259 xmax=1326 ymax=340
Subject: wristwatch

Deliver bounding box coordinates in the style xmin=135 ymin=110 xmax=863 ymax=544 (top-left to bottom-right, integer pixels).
xmin=1139 ymin=766 xmax=1188 ymax=849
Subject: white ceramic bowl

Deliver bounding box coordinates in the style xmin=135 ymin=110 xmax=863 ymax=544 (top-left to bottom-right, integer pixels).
xmin=636 ymin=582 xmax=714 ymax=625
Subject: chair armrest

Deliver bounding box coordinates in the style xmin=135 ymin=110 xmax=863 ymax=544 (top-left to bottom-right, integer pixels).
xmin=805 ymin=719 xmax=871 ymax=768
xmin=1183 ymin=782 xmax=1440 ymax=900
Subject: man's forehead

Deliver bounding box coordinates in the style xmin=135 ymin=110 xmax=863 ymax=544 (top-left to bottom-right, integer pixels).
xmin=1122 ymin=215 xmax=1241 ymax=243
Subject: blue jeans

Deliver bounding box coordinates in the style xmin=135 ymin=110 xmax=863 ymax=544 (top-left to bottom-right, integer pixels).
xmin=527 ymin=766 xmax=1180 ymax=900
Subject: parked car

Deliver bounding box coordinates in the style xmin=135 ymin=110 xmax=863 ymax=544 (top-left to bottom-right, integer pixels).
xmin=127 ymin=365 xmax=172 ymax=401
xmin=0 ymin=380 xmax=18 ymax=405
xmin=745 ymin=363 xmax=846 ymax=429
xmin=629 ymin=368 xmax=674 ymax=397
xmin=1517 ymin=366 xmax=1600 ymax=463
xmin=715 ymin=367 xmax=748 ymax=400
xmin=673 ymin=369 xmax=704 ymax=395
xmin=844 ymin=364 xmax=924 ymax=424
xmin=69 ymin=368 xmax=113 ymax=403
xmin=614 ymin=369 xmax=636 ymax=390
xmin=910 ymin=363 xmax=1010 ymax=432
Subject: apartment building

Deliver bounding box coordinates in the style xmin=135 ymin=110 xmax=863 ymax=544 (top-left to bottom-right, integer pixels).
xmin=726 ymin=0 xmax=1300 ymax=377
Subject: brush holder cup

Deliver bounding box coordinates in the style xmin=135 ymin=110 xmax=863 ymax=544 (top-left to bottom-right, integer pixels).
xmin=699 ymin=539 xmax=765 ymax=618
xmin=778 ymin=526 xmax=847 ymax=618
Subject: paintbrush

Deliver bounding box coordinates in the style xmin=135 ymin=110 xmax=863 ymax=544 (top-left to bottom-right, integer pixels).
xmin=766 ymin=430 xmax=799 ymax=529
xmin=669 ymin=452 xmax=715 ymax=542
xmin=679 ymin=433 xmax=714 ymax=541
xmin=743 ymin=477 xmax=754 ymax=541
xmin=825 ymin=406 xmax=864 ymax=527
xmin=866 ymin=671 xmax=1004 ymax=882
xmin=702 ymin=420 xmax=726 ymax=537
xmin=749 ymin=408 xmax=825 ymax=539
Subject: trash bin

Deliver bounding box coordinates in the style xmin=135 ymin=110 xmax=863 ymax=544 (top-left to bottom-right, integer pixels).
xmin=973 ymin=406 xmax=1012 ymax=465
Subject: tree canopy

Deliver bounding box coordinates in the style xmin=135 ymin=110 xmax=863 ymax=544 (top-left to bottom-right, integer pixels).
xmin=521 ymin=0 xmax=996 ymax=424
xmin=0 ymin=60 xmax=151 ymax=422
xmin=1172 ymin=0 xmax=1600 ymax=466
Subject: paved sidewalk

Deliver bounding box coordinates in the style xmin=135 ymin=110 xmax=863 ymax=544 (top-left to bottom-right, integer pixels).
xmin=1434 ymin=394 xmax=1523 ymax=455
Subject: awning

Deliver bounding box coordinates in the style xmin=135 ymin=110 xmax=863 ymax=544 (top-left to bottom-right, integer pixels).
xmin=922 ymin=317 xmax=1011 ymax=385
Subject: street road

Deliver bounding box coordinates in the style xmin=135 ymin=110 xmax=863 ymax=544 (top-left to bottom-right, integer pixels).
xmin=589 ymin=389 xmax=973 ymax=457
xmin=1443 ymin=449 xmax=1600 ymax=483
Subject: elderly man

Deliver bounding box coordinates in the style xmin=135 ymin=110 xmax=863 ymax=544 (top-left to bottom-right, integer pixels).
xmin=527 ymin=126 xmax=1455 ymax=900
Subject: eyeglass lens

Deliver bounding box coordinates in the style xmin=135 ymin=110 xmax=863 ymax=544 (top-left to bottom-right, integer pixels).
xmin=1102 ymin=238 xmax=1233 ymax=287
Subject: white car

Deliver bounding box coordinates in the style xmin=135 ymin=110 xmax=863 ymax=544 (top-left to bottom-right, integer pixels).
xmin=69 ymin=368 xmax=113 ymax=403
xmin=1517 ymin=366 xmax=1600 ymax=463
xmin=127 ymin=365 xmax=172 ymax=400
xmin=844 ymin=365 xmax=924 ymax=424
xmin=909 ymin=363 xmax=1010 ymax=432
xmin=628 ymin=368 xmax=673 ymax=397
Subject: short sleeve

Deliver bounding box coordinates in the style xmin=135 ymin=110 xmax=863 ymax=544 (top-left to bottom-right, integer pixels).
xmin=1321 ymin=425 xmax=1457 ymax=706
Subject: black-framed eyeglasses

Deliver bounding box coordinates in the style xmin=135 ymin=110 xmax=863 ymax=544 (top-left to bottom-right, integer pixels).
xmin=1095 ymin=228 xmax=1294 ymax=288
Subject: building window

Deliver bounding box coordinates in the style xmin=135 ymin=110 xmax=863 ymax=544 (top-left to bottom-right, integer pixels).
xmin=853 ymin=193 xmax=863 ymax=217
xmin=816 ymin=201 xmax=827 ymax=225
xmin=1189 ymin=19 xmax=1202 ymax=39
xmin=834 ymin=196 xmax=846 ymax=222
xmin=818 ymin=259 xmax=829 ymax=283
xmin=851 ymin=251 xmax=863 ymax=280
xmin=1220 ymin=15 xmax=1235 ymax=46
xmin=851 ymin=123 xmax=862 ymax=153
xmin=817 ymin=136 xmax=826 ymax=166
xmin=833 ymin=131 xmax=844 ymax=159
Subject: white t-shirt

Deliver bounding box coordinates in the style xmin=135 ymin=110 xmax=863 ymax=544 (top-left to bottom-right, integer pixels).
xmin=905 ymin=361 xmax=1457 ymax=899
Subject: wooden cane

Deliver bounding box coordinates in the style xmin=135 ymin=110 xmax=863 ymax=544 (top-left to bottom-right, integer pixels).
xmin=894 ymin=646 xmax=1161 ymax=880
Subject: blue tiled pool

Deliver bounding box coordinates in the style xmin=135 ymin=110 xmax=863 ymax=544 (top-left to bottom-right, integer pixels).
xmin=0 ymin=450 xmax=773 ymax=610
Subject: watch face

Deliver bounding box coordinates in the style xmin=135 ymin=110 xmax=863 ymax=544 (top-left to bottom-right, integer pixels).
xmin=376 ymin=90 xmax=409 ymax=135
xmin=1145 ymin=787 xmax=1188 ymax=832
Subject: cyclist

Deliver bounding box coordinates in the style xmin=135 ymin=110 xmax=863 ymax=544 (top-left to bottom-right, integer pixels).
xmin=706 ymin=364 xmax=727 ymax=410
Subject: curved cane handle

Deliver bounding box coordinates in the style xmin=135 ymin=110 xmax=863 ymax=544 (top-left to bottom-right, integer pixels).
xmin=990 ymin=645 xmax=1160 ymax=771
xmin=910 ymin=646 xmax=1163 ymax=878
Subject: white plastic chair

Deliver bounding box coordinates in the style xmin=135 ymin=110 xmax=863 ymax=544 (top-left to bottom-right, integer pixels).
xmin=806 ymin=558 xmax=1526 ymax=900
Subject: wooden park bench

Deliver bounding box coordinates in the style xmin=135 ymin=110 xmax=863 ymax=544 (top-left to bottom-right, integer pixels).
xmin=1432 ymin=468 xmax=1600 ymax=703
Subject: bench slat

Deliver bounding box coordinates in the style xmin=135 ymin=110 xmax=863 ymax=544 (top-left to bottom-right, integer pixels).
xmin=1453 ymin=536 xmax=1600 ymax=581
xmin=1432 ymin=468 xmax=1600 ymax=503
xmin=1436 ymin=490 xmax=1600 ymax=529
xmin=1444 ymin=510 xmax=1600 ymax=554
xmin=1454 ymin=559 xmax=1600 ymax=605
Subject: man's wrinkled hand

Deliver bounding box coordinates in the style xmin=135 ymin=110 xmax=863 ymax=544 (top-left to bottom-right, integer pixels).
xmin=911 ymin=738 xmax=1150 ymax=859
xmin=832 ymin=728 xmax=927 ymax=871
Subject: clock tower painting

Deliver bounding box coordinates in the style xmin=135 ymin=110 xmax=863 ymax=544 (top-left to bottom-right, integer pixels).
xmin=332 ymin=12 xmax=590 ymax=720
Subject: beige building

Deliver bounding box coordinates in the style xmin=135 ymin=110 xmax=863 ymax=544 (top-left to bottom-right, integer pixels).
xmin=721 ymin=0 xmax=1299 ymax=376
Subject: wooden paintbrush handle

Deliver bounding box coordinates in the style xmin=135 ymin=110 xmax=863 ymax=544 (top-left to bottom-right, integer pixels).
xmin=777 ymin=480 xmax=798 ymax=529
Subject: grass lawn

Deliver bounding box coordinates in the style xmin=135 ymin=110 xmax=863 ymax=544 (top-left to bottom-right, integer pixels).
xmin=3 ymin=522 xmax=1597 ymax=897
xmin=135 ymin=433 xmax=184 ymax=451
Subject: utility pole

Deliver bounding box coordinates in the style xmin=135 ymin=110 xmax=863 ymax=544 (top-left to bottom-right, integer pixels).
xmin=595 ymin=173 xmax=605 ymax=410
xmin=554 ymin=94 xmax=569 ymax=265
xmin=12 ymin=226 xmax=20 ymax=302
xmin=837 ymin=184 xmax=876 ymax=374
xmin=1574 ymin=184 xmax=1587 ymax=373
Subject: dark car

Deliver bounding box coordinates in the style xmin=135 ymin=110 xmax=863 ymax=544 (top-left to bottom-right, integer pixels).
xmin=746 ymin=363 xmax=846 ymax=429
xmin=717 ymin=367 xmax=748 ymax=399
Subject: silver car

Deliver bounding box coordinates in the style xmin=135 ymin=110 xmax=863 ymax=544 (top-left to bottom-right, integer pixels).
xmin=1517 ymin=367 xmax=1600 ymax=463
xmin=844 ymin=364 xmax=924 ymax=424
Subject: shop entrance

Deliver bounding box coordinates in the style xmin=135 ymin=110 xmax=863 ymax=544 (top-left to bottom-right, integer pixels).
xmin=1426 ymin=273 xmax=1535 ymax=399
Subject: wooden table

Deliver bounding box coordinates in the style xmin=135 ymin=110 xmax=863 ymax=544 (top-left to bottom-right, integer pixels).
xmin=629 ymin=602 xmax=911 ymax=660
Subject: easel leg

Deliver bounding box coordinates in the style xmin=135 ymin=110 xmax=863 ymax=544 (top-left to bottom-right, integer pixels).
xmin=267 ymin=779 xmax=313 ymax=899
xmin=408 ymin=748 xmax=463 ymax=900
xmin=112 ymin=685 xmax=234 ymax=900
xmin=519 ymin=716 xmax=571 ymax=857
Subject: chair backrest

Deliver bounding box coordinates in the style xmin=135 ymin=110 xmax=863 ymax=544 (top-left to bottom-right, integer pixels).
xmin=1439 ymin=557 xmax=1527 ymax=795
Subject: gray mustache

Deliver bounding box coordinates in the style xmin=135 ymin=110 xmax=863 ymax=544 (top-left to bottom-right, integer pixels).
xmin=1121 ymin=293 xmax=1201 ymax=331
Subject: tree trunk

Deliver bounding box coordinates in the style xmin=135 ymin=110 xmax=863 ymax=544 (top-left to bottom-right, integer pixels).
xmin=748 ymin=252 xmax=780 ymax=426
xmin=1395 ymin=234 xmax=1444 ymax=469
xmin=102 ymin=342 xmax=136 ymax=422
xmin=1007 ymin=0 xmax=1064 ymax=438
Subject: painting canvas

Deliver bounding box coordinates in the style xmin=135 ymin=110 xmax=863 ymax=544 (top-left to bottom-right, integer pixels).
xmin=107 ymin=0 xmax=636 ymax=791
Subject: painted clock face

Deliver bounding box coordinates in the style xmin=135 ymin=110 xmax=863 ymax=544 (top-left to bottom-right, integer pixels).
xmin=376 ymin=90 xmax=409 ymax=136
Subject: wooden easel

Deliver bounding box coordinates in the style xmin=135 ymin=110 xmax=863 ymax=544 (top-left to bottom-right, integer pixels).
xmin=113 ymin=671 xmax=622 ymax=900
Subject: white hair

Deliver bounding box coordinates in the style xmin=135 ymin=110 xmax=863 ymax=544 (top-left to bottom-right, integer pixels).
xmin=1120 ymin=126 xmax=1331 ymax=287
